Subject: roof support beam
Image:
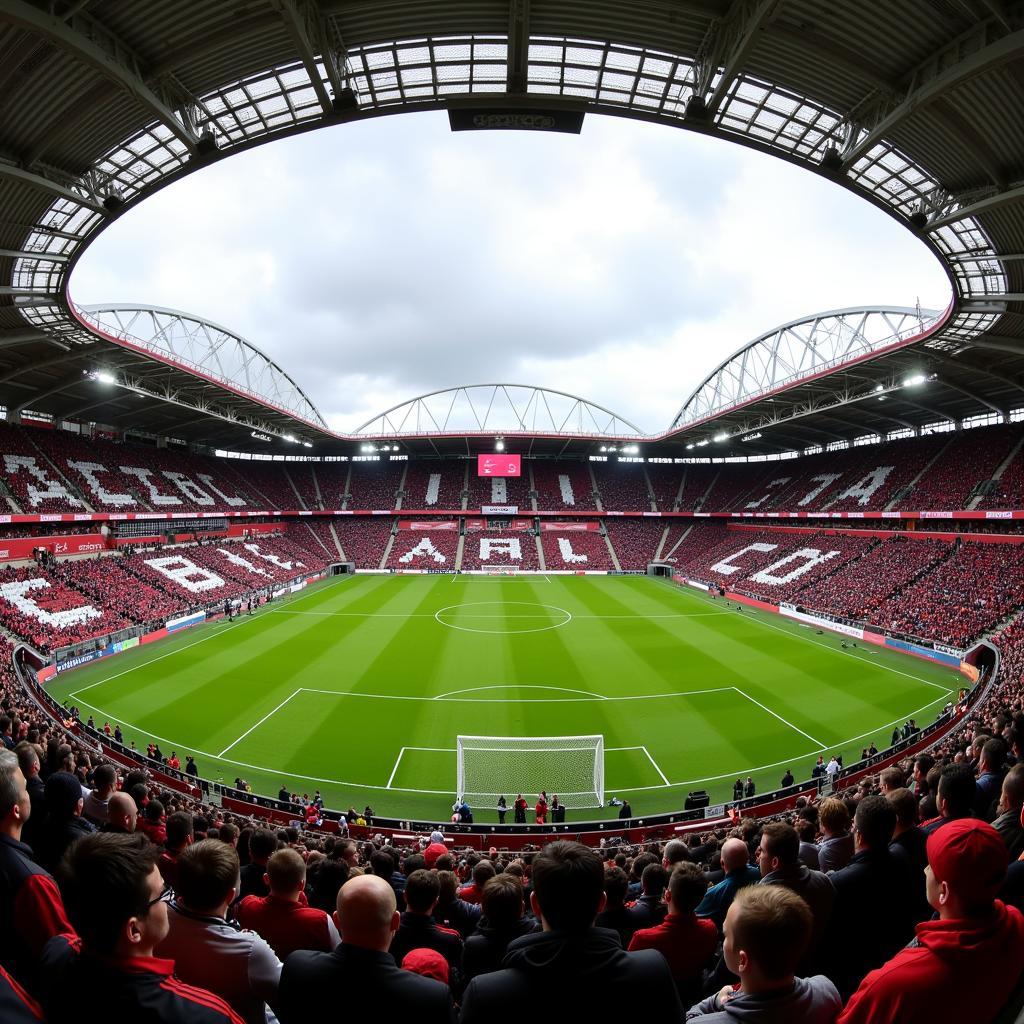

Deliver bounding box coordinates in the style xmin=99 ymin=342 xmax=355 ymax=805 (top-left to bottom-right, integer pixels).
xmin=0 ymin=1 xmax=198 ymax=155
xmin=506 ymin=0 xmax=530 ymax=94
xmin=270 ymin=0 xmax=338 ymax=114
xmin=928 ymin=182 xmax=1024 ymax=230
xmin=842 ymin=24 xmax=1024 ymax=170
xmin=970 ymin=336 xmax=1024 ymax=356
xmin=694 ymin=0 xmax=779 ymax=118
xmin=0 ymin=162 xmax=104 ymax=213
xmin=0 ymin=248 xmax=69 ymax=263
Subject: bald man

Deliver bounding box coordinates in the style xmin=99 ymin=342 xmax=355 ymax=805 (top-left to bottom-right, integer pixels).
xmin=276 ymin=874 xmax=455 ymax=1023
xmin=695 ymin=838 xmax=759 ymax=932
xmin=101 ymin=792 xmax=137 ymax=834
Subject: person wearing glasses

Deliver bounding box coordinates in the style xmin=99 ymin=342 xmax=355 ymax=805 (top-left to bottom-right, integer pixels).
xmin=40 ymin=832 xmax=244 ymax=1022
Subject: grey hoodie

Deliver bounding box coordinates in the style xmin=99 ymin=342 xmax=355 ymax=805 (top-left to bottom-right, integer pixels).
xmin=685 ymin=975 xmax=841 ymax=1023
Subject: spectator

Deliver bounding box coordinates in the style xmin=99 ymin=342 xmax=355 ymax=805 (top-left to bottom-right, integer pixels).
xmin=796 ymin=818 xmax=820 ymax=870
xmin=36 ymin=771 xmax=95 ymax=874
xmin=12 ymin=742 xmax=44 ymax=854
xmin=625 ymin=862 xmax=669 ymax=932
xmin=159 ymin=811 xmax=193 ymax=889
xmin=81 ymin=763 xmax=117 ymax=827
xmin=389 ymin=869 xmax=463 ymax=981
xmin=401 ymin=947 xmax=450 ymax=984
xmin=276 ymin=873 xmax=455 ymax=1022
xmin=817 ymin=799 xmax=854 ymax=872
xmin=696 ymin=837 xmax=759 ymax=932
xmin=462 ymin=873 xmax=533 ymax=981
xmin=41 ymin=832 xmax=243 ymax=1022
xmin=103 ymin=791 xmax=138 ymax=834
xmin=0 ymin=749 xmax=74 ymax=991
xmin=139 ymin=799 xmax=167 ymax=845
xmin=238 ymin=829 xmax=277 ymax=900
xmin=886 ymin=787 xmax=928 ymax=918
xmin=825 ymin=795 xmax=917 ymax=998
xmin=878 ymin=766 xmax=904 ymax=796
xmin=423 ymin=830 xmax=448 ymax=869
xmin=594 ymin=865 xmax=633 ymax=946
xmin=686 ymin=886 xmax=841 ymax=1023
xmin=156 ymin=838 xmax=282 ymax=1024
xmin=974 ymin=738 xmax=1006 ymax=821
xmin=921 ymin=762 xmax=976 ymax=836
xmin=434 ymin=869 xmax=481 ymax=939
xmin=756 ymin=823 xmax=835 ymax=972
xmin=458 ymin=859 xmax=495 ymax=905
xmin=992 ymin=764 xmax=1024 ymax=859
xmin=838 ymin=819 xmax=1024 ymax=1023
xmin=629 ymin=862 xmax=717 ymax=1004
xmin=460 ymin=841 xmax=681 ymax=1020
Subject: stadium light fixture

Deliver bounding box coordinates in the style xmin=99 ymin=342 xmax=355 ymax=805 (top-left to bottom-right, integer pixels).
xmin=713 ymin=432 xmax=728 ymax=442
xmin=903 ymin=374 xmax=927 ymax=387
xmin=875 ymin=384 xmax=885 ymax=393
xmin=686 ymin=443 xmax=694 ymax=450
xmin=90 ymin=370 xmax=116 ymax=384
xmin=303 ymin=442 xmax=313 ymax=449
xmin=495 ymin=438 xmax=505 ymax=451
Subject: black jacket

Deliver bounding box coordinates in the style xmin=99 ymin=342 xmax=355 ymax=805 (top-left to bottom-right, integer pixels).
xmin=624 ymin=893 xmax=666 ymax=932
xmin=389 ymin=912 xmax=463 ymax=976
xmin=825 ymin=848 xmax=917 ymax=998
xmin=35 ymin=814 xmax=95 ymax=875
xmin=459 ymin=927 xmax=681 ymax=1022
xmin=237 ymin=860 xmax=270 ymax=901
xmin=277 ymin=944 xmax=454 ymax=1023
xmin=462 ymin=916 xmax=536 ymax=981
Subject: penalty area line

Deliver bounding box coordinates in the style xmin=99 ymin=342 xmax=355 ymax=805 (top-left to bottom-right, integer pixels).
xmin=641 ymin=745 xmax=670 ymax=786
xmin=732 ymin=687 xmax=824 ymax=749
xmin=218 ymin=690 xmax=302 ymax=758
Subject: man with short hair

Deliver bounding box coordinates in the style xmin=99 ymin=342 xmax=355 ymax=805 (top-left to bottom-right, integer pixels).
xmin=974 ymin=738 xmax=1006 ymax=821
xmin=838 ymin=819 xmax=1024 ymax=1023
xmin=40 ymin=833 xmax=243 ymax=1022
xmin=878 ymin=766 xmax=904 ymax=796
xmin=628 ymin=862 xmax=717 ymax=1003
xmin=82 ymin=763 xmax=118 ymax=827
xmin=594 ymin=865 xmax=633 ymax=946
xmin=824 ymin=795 xmax=917 ymax=998
xmin=0 ymin=749 xmax=74 ymax=991
xmin=460 ymin=841 xmax=681 ymax=1020
xmin=103 ymin=791 xmax=138 ymax=834
xmin=389 ymin=869 xmax=463 ymax=978
xmin=156 ymin=838 xmax=282 ymax=1024
xmin=239 ymin=829 xmax=277 ymax=900
xmin=276 ymin=873 xmax=455 ymax=1021
xmin=236 ymin=847 xmax=340 ymax=959
xmin=992 ymin=764 xmax=1024 ymax=859
xmin=756 ymin=823 xmax=834 ymax=972
xmin=13 ymin=743 xmax=44 ymax=853
xmin=921 ymin=762 xmax=976 ymax=836
xmin=816 ymin=798 xmax=853 ymax=871
xmin=686 ymin=886 xmax=840 ymax=1022
xmin=662 ymin=838 xmax=689 ymax=868
xmin=159 ymin=811 xmax=193 ymax=889
xmin=462 ymin=873 xmax=533 ymax=981
xmin=695 ymin=837 xmax=759 ymax=932
xmin=626 ymin=862 xmax=669 ymax=931
xmin=458 ymin=859 xmax=495 ymax=905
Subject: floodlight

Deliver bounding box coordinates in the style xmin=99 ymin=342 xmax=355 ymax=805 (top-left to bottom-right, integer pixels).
xmin=95 ymin=370 xmax=116 ymax=384
xmin=495 ymin=439 xmax=505 ymax=451
xmin=713 ymin=432 xmax=728 ymax=442
xmin=903 ymin=374 xmax=926 ymax=387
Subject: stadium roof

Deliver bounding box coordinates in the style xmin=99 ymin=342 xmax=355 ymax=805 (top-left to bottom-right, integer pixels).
xmin=1 ymin=1 xmax=1022 ymax=457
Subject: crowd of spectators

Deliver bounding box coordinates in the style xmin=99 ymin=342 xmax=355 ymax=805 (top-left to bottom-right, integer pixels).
xmin=540 ymin=529 xmax=613 ymax=570
xmin=387 ymin=530 xmax=461 ymax=569
xmin=531 ymin=462 xmax=597 ymax=510
xmin=604 ymin=519 xmax=667 ymax=569
xmin=345 ymin=462 xmax=405 ymax=510
xmin=591 ymin=463 xmax=653 ymax=511
xmin=459 ymin=528 xmax=541 ymax=570
xmin=402 ymin=463 xmax=466 ymax=510
xmin=331 ymin=518 xmax=394 ymax=568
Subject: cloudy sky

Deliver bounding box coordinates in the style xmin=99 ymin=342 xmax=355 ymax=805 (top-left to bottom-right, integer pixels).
xmin=72 ymin=111 xmax=950 ymax=435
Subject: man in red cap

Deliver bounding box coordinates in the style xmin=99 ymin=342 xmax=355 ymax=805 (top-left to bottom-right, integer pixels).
xmin=838 ymin=818 xmax=1024 ymax=1024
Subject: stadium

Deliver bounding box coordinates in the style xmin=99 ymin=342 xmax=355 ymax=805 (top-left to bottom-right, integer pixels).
xmin=0 ymin=2 xmax=1022 ymax=1021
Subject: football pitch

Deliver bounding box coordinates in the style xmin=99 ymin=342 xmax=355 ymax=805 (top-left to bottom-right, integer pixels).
xmin=47 ymin=574 xmax=962 ymax=822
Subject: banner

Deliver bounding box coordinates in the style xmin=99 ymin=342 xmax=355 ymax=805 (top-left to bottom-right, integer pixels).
xmin=477 ymin=454 xmax=521 ymax=477
xmin=779 ymin=604 xmax=864 ymax=639
xmin=166 ymin=611 xmax=205 ymax=633
xmin=466 ymin=518 xmax=531 ymax=531
xmin=540 ymin=521 xmax=600 ymax=532
xmin=480 ymin=505 xmax=519 ymax=515
xmin=397 ymin=520 xmax=458 ymax=531
xmin=0 ymin=534 xmax=107 ymax=562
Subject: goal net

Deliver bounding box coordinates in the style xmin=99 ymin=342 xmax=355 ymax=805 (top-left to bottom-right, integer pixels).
xmin=456 ymin=734 xmax=605 ymax=809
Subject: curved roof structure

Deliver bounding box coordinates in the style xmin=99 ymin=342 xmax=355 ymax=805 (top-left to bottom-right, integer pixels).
xmin=0 ymin=2 xmax=1022 ymax=456
xmin=355 ymin=384 xmax=641 ymax=438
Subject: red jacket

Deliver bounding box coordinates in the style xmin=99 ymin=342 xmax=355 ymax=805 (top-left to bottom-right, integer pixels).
xmin=838 ymin=901 xmax=1024 ymax=1024
xmin=423 ymin=842 xmax=448 ymax=869
xmin=627 ymin=912 xmax=717 ymax=984
xmin=236 ymin=894 xmax=339 ymax=961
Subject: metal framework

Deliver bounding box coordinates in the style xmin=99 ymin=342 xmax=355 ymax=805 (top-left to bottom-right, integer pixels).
xmin=674 ymin=307 xmax=943 ymax=429
xmin=355 ymin=384 xmax=641 ymax=437
xmin=0 ymin=2 xmax=1022 ymax=452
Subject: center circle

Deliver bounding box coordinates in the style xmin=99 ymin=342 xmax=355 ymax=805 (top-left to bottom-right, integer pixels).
xmin=433 ymin=601 xmax=573 ymax=635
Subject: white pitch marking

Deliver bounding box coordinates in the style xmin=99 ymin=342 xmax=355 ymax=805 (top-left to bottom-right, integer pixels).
xmin=731 ymin=687 xmax=825 ymax=748
xmin=386 ymin=748 xmax=406 ymax=789
xmin=641 ymin=745 xmax=671 ymax=786
xmin=432 ymin=684 xmax=607 ymax=700
xmin=218 ymin=690 xmax=302 ymax=757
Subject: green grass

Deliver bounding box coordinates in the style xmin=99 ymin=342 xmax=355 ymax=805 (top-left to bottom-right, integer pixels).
xmin=46 ymin=574 xmax=962 ymax=823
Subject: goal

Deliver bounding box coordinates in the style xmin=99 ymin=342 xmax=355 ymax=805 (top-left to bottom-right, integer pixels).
xmin=456 ymin=734 xmax=605 ymax=809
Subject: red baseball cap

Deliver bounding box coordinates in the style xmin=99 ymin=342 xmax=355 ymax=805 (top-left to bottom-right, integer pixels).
xmin=401 ymin=948 xmax=449 ymax=984
xmin=926 ymin=818 xmax=1008 ymax=905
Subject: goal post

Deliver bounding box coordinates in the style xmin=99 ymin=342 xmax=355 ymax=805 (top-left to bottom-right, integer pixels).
xmin=456 ymin=734 xmax=605 ymax=809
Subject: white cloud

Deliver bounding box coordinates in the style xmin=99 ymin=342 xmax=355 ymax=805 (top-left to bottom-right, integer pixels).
xmin=71 ymin=111 xmax=950 ymax=435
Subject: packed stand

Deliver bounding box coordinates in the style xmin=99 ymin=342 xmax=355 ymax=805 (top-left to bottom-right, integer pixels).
xmin=677 ymin=465 xmax=720 ymax=511
xmin=980 ymin=441 xmax=1024 ymax=510
xmin=540 ymin=529 xmax=613 ymax=570
xmin=285 ymin=464 xmax=323 ymax=510
xmin=460 ymin=528 xmax=541 ymax=570
xmin=591 ymin=463 xmax=653 ymax=511
xmin=55 ymin=556 xmax=181 ymax=624
xmin=464 ymin=467 xmax=532 ymax=511
xmin=604 ymin=519 xmax=667 ymax=569
xmin=332 ymin=518 xmax=394 ymax=568
xmin=0 ymin=422 xmax=86 ymax=514
xmin=531 ymin=461 xmax=597 ymax=510
xmin=346 ymin=461 xmax=405 ymax=509
xmin=311 ymin=462 xmax=349 ymax=509
xmin=297 ymin=520 xmax=342 ymax=560
xmin=402 ymin=462 xmax=465 ymax=510
xmin=386 ymin=530 xmax=460 ymax=569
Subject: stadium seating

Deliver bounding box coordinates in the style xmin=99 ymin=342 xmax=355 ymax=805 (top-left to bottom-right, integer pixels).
xmin=644 ymin=464 xmax=684 ymax=511
xmin=604 ymin=519 xmax=666 ymax=569
xmin=464 ymin=465 xmax=532 ymax=511
xmin=286 ymin=463 xmax=323 ymax=510
xmin=346 ymin=460 xmax=405 ymax=509
xmin=401 ymin=461 xmax=465 ymax=510
xmin=56 ymin=556 xmax=181 ymax=624
xmin=298 ymin=520 xmax=343 ymax=560
xmin=332 ymin=517 xmax=394 ymax=568
xmin=540 ymin=528 xmax=613 ymax=569
xmin=0 ymin=422 xmax=87 ymax=513
xmin=591 ymin=463 xmax=652 ymax=511
xmin=460 ymin=528 xmax=541 ymax=570
xmin=385 ymin=528 xmax=460 ymax=569
xmin=532 ymin=461 xmax=598 ymax=510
